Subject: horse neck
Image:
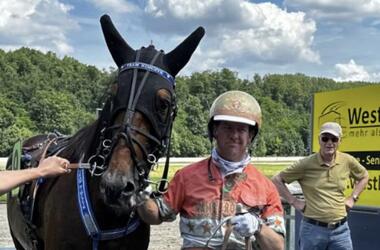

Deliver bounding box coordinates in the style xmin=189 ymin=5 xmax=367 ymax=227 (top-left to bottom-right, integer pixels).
xmin=60 ymin=120 xmax=101 ymax=161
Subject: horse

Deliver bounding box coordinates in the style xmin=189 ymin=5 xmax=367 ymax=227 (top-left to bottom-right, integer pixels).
xmin=6 ymin=14 xmax=204 ymax=250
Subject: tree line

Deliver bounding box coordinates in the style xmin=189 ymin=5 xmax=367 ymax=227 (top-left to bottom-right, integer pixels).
xmin=0 ymin=48 xmax=370 ymax=157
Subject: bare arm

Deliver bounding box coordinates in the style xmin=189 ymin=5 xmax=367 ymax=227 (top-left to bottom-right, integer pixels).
xmin=345 ymin=171 xmax=369 ymax=209
xmin=256 ymin=224 xmax=285 ymax=250
xmin=0 ymin=156 xmax=70 ymax=195
xmin=137 ymin=198 xmax=163 ymax=225
xmin=272 ymin=174 xmax=305 ymax=212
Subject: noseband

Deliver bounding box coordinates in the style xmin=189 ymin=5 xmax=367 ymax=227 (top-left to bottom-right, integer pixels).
xmin=84 ymin=50 xmax=176 ymax=192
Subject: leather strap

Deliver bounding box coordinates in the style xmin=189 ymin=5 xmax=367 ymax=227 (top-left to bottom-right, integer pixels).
xmin=245 ymin=237 xmax=252 ymax=250
xmin=304 ymin=217 xmax=347 ymax=229
xmin=221 ymin=222 xmax=253 ymax=250
xmin=221 ymin=220 xmax=233 ymax=250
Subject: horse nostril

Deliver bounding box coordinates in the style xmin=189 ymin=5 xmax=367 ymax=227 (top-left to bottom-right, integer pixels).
xmin=104 ymin=186 xmax=121 ymax=203
xmin=122 ymin=181 xmax=135 ymax=195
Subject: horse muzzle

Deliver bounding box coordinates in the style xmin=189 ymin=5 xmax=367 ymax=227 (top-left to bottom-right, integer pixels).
xmin=99 ymin=171 xmax=138 ymax=212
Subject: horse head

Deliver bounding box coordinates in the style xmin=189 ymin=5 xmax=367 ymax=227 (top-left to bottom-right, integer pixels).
xmin=93 ymin=15 xmax=204 ymax=213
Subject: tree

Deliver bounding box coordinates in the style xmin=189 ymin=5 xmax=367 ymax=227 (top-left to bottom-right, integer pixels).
xmin=0 ymin=95 xmax=35 ymax=155
xmin=28 ymin=90 xmax=94 ymax=135
xmin=0 ymin=48 xmax=372 ymax=157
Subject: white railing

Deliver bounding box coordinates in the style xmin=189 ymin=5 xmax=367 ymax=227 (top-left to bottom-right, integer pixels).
xmin=158 ymin=156 xmax=303 ymax=165
xmin=0 ymin=158 xmax=7 ymax=170
xmin=0 ymin=156 xmax=303 ymax=170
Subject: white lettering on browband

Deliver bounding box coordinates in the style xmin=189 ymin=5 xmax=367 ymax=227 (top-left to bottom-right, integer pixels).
xmin=120 ymin=62 xmax=175 ymax=86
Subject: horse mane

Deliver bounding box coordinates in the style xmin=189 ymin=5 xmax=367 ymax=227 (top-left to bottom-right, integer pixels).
xmin=58 ymin=119 xmax=101 ymax=163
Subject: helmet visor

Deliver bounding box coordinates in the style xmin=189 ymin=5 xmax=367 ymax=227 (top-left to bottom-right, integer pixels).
xmin=214 ymin=115 xmax=257 ymax=126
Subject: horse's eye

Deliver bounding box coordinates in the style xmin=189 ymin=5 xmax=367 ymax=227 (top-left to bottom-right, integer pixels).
xmin=157 ymin=99 xmax=170 ymax=122
xmin=155 ymin=90 xmax=171 ymax=123
xmin=159 ymin=100 xmax=169 ymax=111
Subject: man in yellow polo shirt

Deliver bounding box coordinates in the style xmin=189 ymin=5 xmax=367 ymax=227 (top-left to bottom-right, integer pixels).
xmin=272 ymin=122 xmax=368 ymax=250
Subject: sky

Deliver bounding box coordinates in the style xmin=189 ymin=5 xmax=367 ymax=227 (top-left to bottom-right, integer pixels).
xmin=1 ymin=0 xmax=380 ymax=82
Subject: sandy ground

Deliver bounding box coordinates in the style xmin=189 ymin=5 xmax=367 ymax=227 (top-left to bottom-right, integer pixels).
xmin=0 ymin=203 xmax=181 ymax=250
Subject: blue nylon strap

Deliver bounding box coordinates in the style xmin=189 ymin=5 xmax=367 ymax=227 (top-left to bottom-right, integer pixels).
xmin=77 ymin=169 xmax=100 ymax=236
xmin=96 ymin=219 xmax=140 ymax=241
xmin=76 ymin=168 xmax=140 ymax=249
xmin=120 ymin=62 xmax=175 ymax=86
xmin=93 ymin=239 xmax=99 ymax=250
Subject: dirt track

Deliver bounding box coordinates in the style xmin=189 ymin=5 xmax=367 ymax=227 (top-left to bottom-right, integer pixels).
xmin=0 ymin=203 xmax=181 ymax=249
xmin=0 ymin=203 xmax=14 ymax=249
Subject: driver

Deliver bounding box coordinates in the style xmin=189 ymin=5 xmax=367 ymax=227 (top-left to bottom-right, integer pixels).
xmin=138 ymin=90 xmax=285 ymax=249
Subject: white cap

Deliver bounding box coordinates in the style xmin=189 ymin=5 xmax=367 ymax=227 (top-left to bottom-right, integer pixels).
xmin=319 ymin=122 xmax=342 ymax=137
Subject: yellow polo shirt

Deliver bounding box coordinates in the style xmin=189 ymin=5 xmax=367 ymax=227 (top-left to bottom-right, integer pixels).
xmin=280 ymin=151 xmax=367 ymax=223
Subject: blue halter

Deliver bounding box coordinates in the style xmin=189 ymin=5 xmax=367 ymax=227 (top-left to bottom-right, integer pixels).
xmin=76 ymin=168 xmax=140 ymax=250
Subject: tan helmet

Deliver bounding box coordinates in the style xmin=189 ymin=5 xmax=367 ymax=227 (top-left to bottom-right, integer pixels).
xmin=208 ymin=90 xmax=262 ymax=141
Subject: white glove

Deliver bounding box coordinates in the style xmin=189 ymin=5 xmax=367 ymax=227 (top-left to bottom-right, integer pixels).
xmin=230 ymin=213 xmax=262 ymax=238
xmin=136 ymin=185 xmax=153 ymax=206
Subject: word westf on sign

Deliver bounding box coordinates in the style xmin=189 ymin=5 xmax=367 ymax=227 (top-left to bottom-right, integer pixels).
xmin=312 ymin=84 xmax=380 ymax=207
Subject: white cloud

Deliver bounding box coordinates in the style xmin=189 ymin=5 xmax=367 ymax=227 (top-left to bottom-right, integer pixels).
xmin=143 ymin=0 xmax=320 ymax=71
xmin=53 ymin=40 xmax=74 ymax=54
xmin=221 ymin=2 xmax=319 ymax=64
xmin=285 ymin=0 xmax=380 ymax=21
xmin=334 ymin=59 xmax=380 ymax=82
xmin=0 ymin=0 xmax=77 ymax=55
xmin=146 ymin=0 xmax=225 ymax=19
xmin=182 ymin=47 xmax=226 ymax=74
xmin=88 ymin=0 xmax=138 ymax=13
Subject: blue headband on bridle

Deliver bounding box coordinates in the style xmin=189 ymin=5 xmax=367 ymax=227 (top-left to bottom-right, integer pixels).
xmin=120 ymin=62 xmax=175 ymax=86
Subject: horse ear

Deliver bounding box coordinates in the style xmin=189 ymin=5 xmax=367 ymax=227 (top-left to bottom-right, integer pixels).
xmin=100 ymin=14 xmax=134 ymax=67
xmin=164 ymin=27 xmax=205 ymax=76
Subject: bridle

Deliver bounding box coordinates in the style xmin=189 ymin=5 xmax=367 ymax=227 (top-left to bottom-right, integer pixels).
xmin=74 ymin=49 xmax=177 ymax=249
xmin=83 ymin=49 xmax=176 ymax=193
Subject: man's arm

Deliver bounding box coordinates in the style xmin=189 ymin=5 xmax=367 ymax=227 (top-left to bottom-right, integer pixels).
xmin=0 ymin=156 xmax=70 ymax=195
xmin=272 ymin=174 xmax=305 ymax=212
xmin=345 ymin=171 xmax=369 ymax=209
xmin=137 ymin=198 xmax=163 ymax=225
xmin=256 ymin=224 xmax=284 ymax=250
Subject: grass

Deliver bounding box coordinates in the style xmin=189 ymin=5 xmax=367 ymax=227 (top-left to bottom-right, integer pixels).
xmin=254 ymin=164 xmax=288 ymax=178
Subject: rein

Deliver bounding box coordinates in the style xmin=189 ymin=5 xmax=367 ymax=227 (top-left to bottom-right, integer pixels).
xmin=205 ymin=204 xmax=257 ymax=250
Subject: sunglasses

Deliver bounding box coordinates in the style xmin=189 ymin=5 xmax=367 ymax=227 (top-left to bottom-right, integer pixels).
xmin=321 ymin=136 xmax=339 ymax=143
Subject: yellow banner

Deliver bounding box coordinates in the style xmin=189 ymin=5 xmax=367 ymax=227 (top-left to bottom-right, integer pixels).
xmin=313 ymin=85 xmax=380 ymax=152
xmin=345 ymin=170 xmax=380 ymax=207
xmin=312 ymin=85 xmax=380 ymax=207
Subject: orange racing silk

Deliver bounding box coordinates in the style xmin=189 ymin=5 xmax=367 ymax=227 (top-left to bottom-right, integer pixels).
xmin=157 ymin=158 xmax=285 ymax=249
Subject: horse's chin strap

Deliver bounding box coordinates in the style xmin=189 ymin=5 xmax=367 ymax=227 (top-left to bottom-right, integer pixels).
xmin=76 ymin=168 xmax=140 ymax=250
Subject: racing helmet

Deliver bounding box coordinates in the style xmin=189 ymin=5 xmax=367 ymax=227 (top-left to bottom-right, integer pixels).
xmin=208 ymin=90 xmax=262 ymax=141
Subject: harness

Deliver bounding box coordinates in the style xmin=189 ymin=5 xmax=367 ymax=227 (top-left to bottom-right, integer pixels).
xmin=7 ymin=133 xmax=69 ymax=250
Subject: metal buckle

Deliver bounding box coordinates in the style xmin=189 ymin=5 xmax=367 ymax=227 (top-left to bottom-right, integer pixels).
xmin=327 ymin=222 xmax=337 ymax=229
